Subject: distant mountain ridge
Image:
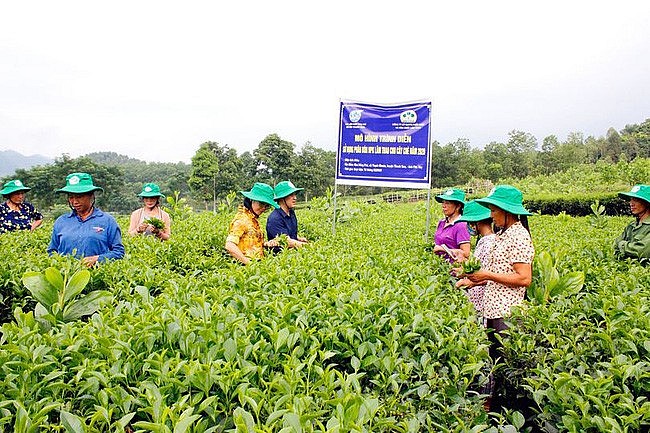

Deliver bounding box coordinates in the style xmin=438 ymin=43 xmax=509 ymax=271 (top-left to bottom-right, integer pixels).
xmin=0 ymin=150 xmax=53 ymax=178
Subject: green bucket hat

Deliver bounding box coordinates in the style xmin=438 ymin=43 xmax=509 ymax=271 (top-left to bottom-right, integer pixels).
xmin=56 ymin=172 xmax=104 ymax=194
xmin=458 ymin=200 xmax=492 ymax=222
xmin=475 ymin=185 xmax=532 ymax=216
xmin=241 ymin=182 xmax=279 ymax=209
xmin=274 ymin=180 xmax=304 ymax=200
xmin=435 ymin=188 xmax=466 ymax=204
xmin=138 ymin=183 xmax=165 ymax=198
xmin=0 ymin=179 xmax=31 ymax=196
xmin=618 ymin=184 xmax=650 ymax=205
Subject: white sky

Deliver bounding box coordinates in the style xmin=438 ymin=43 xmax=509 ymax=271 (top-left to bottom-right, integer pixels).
xmin=1 ymin=0 xmax=649 ymax=163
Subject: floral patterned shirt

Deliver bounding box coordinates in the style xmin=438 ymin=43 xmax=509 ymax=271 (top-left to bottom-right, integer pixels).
xmin=482 ymin=222 xmax=534 ymax=319
xmin=0 ymin=201 xmax=43 ymax=234
xmin=226 ymin=206 xmax=265 ymax=260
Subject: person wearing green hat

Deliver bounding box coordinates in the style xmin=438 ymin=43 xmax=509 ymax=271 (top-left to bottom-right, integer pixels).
xmin=0 ymin=179 xmax=43 ymax=234
xmin=266 ymin=180 xmax=308 ymax=249
xmin=48 ymin=172 xmax=124 ymax=267
xmin=614 ymin=184 xmax=650 ymax=262
xmin=225 ymin=182 xmax=280 ymax=265
xmin=454 ymin=200 xmax=495 ymax=316
xmin=128 ymin=183 xmax=171 ymax=240
xmin=433 ymin=188 xmax=471 ymax=263
xmin=460 ymin=185 xmax=534 ymax=411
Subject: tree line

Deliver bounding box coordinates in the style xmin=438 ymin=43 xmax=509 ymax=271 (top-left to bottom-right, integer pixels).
xmin=3 ymin=118 xmax=648 ymax=214
xmin=430 ymin=119 xmax=650 ymax=187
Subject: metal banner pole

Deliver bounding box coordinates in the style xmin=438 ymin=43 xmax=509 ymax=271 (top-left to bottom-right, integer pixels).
xmin=332 ymin=182 xmax=338 ymax=236
xmin=424 ymin=187 xmax=432 ymax=241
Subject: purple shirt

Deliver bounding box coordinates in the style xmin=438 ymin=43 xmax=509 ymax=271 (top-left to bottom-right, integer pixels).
xmin=434 ymin=218 xmax=470 ymax=262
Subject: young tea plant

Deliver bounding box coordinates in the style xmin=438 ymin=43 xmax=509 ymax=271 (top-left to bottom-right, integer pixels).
xmin=22 ymin=266 xmax=113 ymax=329
xmin=589 ymin=200 xmax=608 ymax=229
xmin=528 ymin=250 xmax=585 ymax=304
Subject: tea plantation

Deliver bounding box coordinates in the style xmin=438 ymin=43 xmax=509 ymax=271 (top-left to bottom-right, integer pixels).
xmin=0 ymin=200 xmax=647 ymax=432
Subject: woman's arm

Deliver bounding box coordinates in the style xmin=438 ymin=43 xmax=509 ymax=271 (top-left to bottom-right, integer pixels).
xmin=225 ymin=240 xmax=251 ymax=265
xmin=465 ymin=262 xmax=532 ymax=288
xmin=30 ymin=218 xmax=43 ymax=231
xmin=128 ymin=210 xmax=140 ymax=236
xmin=457 ymin=243 xmax=471 ymax=260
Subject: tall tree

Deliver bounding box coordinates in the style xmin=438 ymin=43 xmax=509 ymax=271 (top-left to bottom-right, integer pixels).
xmin=429 ymin=141 xmax=457 ymax=187
xmin=253 ymin=133 xmax=295 ymax=184
xmin=238 ymin=151 xmax=259 ymax=188
xmin=483 ymin=141 xmax=512 ymax=181
xmin=292 ymin=142 xmax=335 ymax=200
xmin=188 ymin=142 xmax=220 ymax=210
xmin=603 ymin=127 xmax=623 ymax=162
xmin=620 ymin=118 xmax=650 ymax=158
xmin=506 ymin=130 xmax=537 ymax=178
xmin=211 ymin=144 xmax=243 ymax=200
xmin=536 ymin=135 xmax=560 ymax=174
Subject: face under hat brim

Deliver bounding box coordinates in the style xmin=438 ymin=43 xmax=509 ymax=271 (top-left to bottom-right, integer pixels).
xmin=274 ymin=187 xmax=304 ymax=200
xmin=435 ymin=196 xmax=465 ymax=204
xmin=56 ymin=185 xmax=104 ymax=194
xmin=458 ymin=201 xmax=492 ymax=222
xmin=1 ymin=186 xmax=31 ymax=195
xmin=618 ymin=190 xmax=650 ymax=205
xmin=474 ymin=197 xmax=532 ymax=216
xmin=241 ymin=191 xmax=280 ymax=209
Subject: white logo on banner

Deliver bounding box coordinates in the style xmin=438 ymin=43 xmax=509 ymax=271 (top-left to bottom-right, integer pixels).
xmin=349 ymin=110 xmax=362 ymax=123
xmin=400 ymin=110 xmax=417 ymax=123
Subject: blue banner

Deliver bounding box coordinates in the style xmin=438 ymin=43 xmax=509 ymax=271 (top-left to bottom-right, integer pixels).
xmin=336 ymin=100 xmax=432 ymax=188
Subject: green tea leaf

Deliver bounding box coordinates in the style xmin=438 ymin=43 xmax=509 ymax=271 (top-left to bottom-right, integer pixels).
xmin=63 ymin=269 xmax=91 ymax=303
xmin=233 ymin=407 xmax=255 ymax=432
xmin=551 ymin=272 xmax=584 ymax=297
xmin=223 ymin=338 xmax=237 ymax=362
xmin=283 ymin=412 xmax=302 ymax=432
xmin=22 ymin=271 xmax=57 ymax=308
xmin=173 ymin=408 xmax=201 ymax=433
xmin=44 ymin=267 xmax=65 ymax=291
xmin=114 ymin=412 xmax=136 ymax=429
xmin=60 ymin=410 xmax=85 ymax=433
xmin=63 ymin=291 xmax=112 ymax=321
xmin=511 ymin=410 xmax=525 ymax=429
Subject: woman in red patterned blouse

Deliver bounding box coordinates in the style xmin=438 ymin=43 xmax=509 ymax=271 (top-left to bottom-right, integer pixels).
xmin=456 ymin=185 xmax=534 ymax=411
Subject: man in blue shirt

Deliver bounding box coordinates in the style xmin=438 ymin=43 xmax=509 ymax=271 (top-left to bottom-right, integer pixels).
xmin=48 ymin=172 xmax=124 ymax=267
xmin=266 ymin=181 xmax=308 ymax=249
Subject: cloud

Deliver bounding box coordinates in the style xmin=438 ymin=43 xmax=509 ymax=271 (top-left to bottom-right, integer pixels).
xmin=1 ymin=1 xmax=649 ymax=162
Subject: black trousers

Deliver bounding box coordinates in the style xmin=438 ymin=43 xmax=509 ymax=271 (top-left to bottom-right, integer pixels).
xmin=485 ymin=317 xmax=508 ymax=360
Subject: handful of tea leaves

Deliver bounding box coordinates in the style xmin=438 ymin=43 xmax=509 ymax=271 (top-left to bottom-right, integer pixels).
xmin=144 ymin=217 xmax=165 ymax=231
xmin=276 ymin=234 xmax=290 ymax=249
xmin=461 ymin=254 xmax=482 ymax=274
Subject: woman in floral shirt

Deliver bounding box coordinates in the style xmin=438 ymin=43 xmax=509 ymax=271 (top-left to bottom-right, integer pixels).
xmin=0 ymin=179 xmax=43 ymax=234
xmin=456 ymin=200 xmax=496 ymax=319
xmin=456 ymin=185 xmax=534 ymax=411
xmin=225 ymin=183 xmax=280 ymax=265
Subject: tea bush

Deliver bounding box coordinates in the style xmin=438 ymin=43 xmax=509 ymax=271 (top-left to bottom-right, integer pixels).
xmin=0 ymin=204 xmax=648 ymax=432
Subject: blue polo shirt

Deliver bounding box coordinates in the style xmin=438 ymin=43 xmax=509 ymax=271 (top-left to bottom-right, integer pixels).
xmin=48 ymin=208 xmax=124 ymax=262
xmin=266 ymin=207 xmax=299 ymax=240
